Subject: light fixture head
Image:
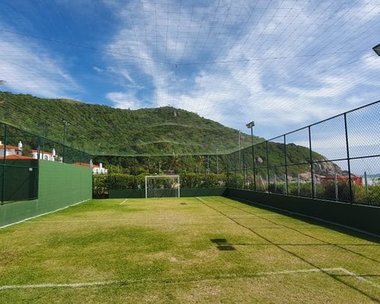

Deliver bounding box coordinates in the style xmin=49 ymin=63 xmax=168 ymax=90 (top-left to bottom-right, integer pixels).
xmin=246 ymin=121 xmax=255 ymax=128
xmin=373 ymin=43 xmax=380 ymax=56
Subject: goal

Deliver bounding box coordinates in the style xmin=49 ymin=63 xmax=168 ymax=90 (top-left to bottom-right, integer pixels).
xmin=145 ymin=175 xmax=180 ymax=198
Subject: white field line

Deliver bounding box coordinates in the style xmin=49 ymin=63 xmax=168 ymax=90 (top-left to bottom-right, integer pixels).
xmin=2 ymin=267 xmax=377 ymax=291
xmin=337 ymin=267 xmax=380 ymax=290
xmin=119 ymin=199 xmax=128 ymax=205
xmin=256 ymin=267 xmax=342 ymax=276
xmin=0 ymin=280 xmax=120 ymax=290
xmin=0 ymin=199 xmax=90 ymax=229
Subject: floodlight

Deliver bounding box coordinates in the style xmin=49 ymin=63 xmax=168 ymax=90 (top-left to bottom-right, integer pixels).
xmin=246 ymin=121 xmax=255 ymax=129
xmin=373 ymin=43 xmax=380 ymax=56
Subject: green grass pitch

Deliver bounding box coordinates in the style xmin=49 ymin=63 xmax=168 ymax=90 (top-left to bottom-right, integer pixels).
xmin=0 ymin=196 xmax=379 ymax=303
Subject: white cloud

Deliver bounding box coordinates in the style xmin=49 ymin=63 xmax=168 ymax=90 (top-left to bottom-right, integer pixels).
xmin=103 ymin=0 xmax=380 ymax=138
xmin=363 ymin=53 xmax=380 ymax=70
xmin=0 ymin=30 xmax=79 ymax=98
xmin=348 ymin=0 xmax=380 ymax=23
xmin=93 ymin=66 xmax=103 ymax=72
xmin=106 ymin=91 xmax=144 ymax=110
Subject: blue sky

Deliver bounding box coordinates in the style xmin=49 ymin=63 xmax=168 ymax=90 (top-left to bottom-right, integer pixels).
xmin=0 ymin=0 xmax=380 ymax=145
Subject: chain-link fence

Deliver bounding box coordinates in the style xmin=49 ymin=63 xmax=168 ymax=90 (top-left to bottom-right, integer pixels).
xmin=226 ymin=100 xmax=380 ymax=206
xmin=0 ymin=121 xmax=92 ymax=204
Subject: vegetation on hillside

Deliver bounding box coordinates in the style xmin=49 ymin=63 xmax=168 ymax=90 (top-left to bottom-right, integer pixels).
xmin=1 ymin=91 xmax=339 ymax=177
xmin=0 ymin=91 xmax=257 ymax=155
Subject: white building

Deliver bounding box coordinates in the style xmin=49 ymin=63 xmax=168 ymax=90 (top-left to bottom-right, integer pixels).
xmin=0 ymin=140 xmax=61 ymax=161
xmin=30 ymin=148 xmax=62 ymax=162
xmin=92 ymin=162 xmax=108 ymax=174
xmin=74 ymin=161 xmax=108 ymax=175
xmin=0 ymin=141 xmax=23 ymax=157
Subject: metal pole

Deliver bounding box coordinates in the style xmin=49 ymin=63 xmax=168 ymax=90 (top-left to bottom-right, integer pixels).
xmin=308 ymin=126 xmax=315 ymax=198
xmin=364 ymin=171 xmax=368 ymax=199
xmin=145 ymin=176 xmax=148 ymax=198
xmin=216 ymin=149 xmax=219 ymax=174
xmin=284 ymin=134 xmax=288 ymax=195
xmin=297 ymin=174 xmax=300 ymax=196
xmin=266 ymin=141 xmax=270 ymax=191
xmin=238 ymin=130 xmax=241 ymax=172
xmin=1 ymin=124 xmax=7 ymax=204
xmin=274 ymin=174 xmax=277 ymax=192
xmin=62 ymin=120 xmax=69 ymax=163
xmin=250 ymin=126 xmax=256 ymax=191
xmin=344 ymin=113 xmax=353 ymax=202
xmin=335 ymin=173 xmax=339 ymax=201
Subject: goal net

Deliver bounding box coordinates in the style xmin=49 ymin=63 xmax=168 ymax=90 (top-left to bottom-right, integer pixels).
xmin=145 ymin=175 xmax=180 ymax=198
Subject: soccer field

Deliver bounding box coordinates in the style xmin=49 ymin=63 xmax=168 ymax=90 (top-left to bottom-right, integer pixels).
xmin=0 ymin=197 xmax=379 ymax=303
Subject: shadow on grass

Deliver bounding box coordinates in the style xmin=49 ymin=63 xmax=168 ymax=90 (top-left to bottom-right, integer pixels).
xmin=211 ymin=238 xmax=236 ymax=251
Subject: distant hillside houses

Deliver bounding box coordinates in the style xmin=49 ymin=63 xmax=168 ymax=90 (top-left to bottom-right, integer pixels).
xmin=0 ymin=140 xmax=63 ymax=162
xmin=0 ymin=141 xmax=23 ymax=157
xmin=1 ymin=140 xmax=107 ymax=174
xmin=74 ymin=161 xmax=108 ymax=175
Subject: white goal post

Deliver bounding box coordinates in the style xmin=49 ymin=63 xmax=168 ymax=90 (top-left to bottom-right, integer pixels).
xmin=145 ymin=175 xmax=180 ymax=198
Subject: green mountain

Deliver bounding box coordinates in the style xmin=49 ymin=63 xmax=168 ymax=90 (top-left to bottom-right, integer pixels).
xmin=0 ymin=91 xmax=341 ymax=177
xmin=0 ymin=91 xmax=256 ymax=155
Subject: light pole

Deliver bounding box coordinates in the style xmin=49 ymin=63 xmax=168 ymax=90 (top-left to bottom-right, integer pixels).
xmin=62 ymin=119 xmax=69 ymax=162
xmin=216 ymin=148 xmax=219 ymax=174
xmin=246 ymin=121 xmax=256 ymax=191
xmin=373 ymin=43 xmax=380 ymax=56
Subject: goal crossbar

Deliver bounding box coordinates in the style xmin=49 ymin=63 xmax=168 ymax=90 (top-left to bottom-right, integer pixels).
xmin=145 ymin=175 xmax=180 ymax=198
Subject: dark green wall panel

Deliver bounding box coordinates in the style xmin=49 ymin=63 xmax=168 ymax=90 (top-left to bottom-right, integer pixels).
xmin=224 ymin=188 xmax=380 ymax=236
xmin=109 ymin=188 xmax=226 ymax=198
xmin=0 ymin=160 xmax=38 ymax=202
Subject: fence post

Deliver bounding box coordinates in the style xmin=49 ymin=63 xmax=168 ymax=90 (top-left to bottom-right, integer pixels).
xmin=344 ymin=113 xmax=353 ymax=203
xmin=364 ymin=171 xmax=368 ymax=200
xmin=266 ymin=141 xmax=270 ymax=192
xmin=284 ymin=134 xmax=288 ymax=195
xmin=308 ymin=126 xmax=315 ymax=198
xmin=1 ymin=124 xmax=7 ymax=204
xmin=297 ymin=174 xmax=300 ymax=195
xmin=253 ymin=145 xmax=257 ymax=191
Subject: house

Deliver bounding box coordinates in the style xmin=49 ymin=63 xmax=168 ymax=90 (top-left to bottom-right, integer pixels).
xmin=0 ymin=141 xmax=23 ymax=157
xmin=74 ymin=161 xmax=108 ymax=175
xmin=92 ymin=162 xmax=108 ymax=174
xmin=30 ymin=148 xmax=62 ymax=162
xmin=0 ymin=140 xmax=61 ymax=162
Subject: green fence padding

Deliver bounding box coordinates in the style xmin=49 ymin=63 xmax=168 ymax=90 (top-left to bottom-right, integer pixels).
xmin=224 ymin=188 xmax=380 ymax=236
xmin=38 ymin=160 xmax=92 ymax=213
xmin=109 ymin=188 xmax=226 ymax=198
xmin=109 ymin=189 xmax=145 ymax=198
xmin=0 ymin=160 xmax=92 ymax=227
xmin=180 ymin=188 xmax=226 ymax=197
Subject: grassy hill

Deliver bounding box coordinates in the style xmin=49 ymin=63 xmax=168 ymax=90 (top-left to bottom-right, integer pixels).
xmin=0 ymin=91 xmax=339 ymax=177
xmin=0 ymin=91 xmax=256 ymax=155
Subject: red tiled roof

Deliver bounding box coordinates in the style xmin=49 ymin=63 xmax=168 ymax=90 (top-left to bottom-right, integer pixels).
xmin=31 ymin=150 xmax=53 ymax=155
xmin=0 ymin=155 xmax=33 ymax=160
xmin=74 ymin=162 xmax=102 ymax=168
xmin=74 ymin=162 xmax=92 ymax=167
xmin=0 ymin=144 xmax=19 ymax=150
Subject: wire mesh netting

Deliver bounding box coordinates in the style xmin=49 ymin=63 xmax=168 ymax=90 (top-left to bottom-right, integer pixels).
xmin=224 ymin=101 xmax=380 ymax=206
xmin=0 ymin=121 xmax=92 ymax=204
xmin=90 ymin=101 xmax=380 ymax=206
